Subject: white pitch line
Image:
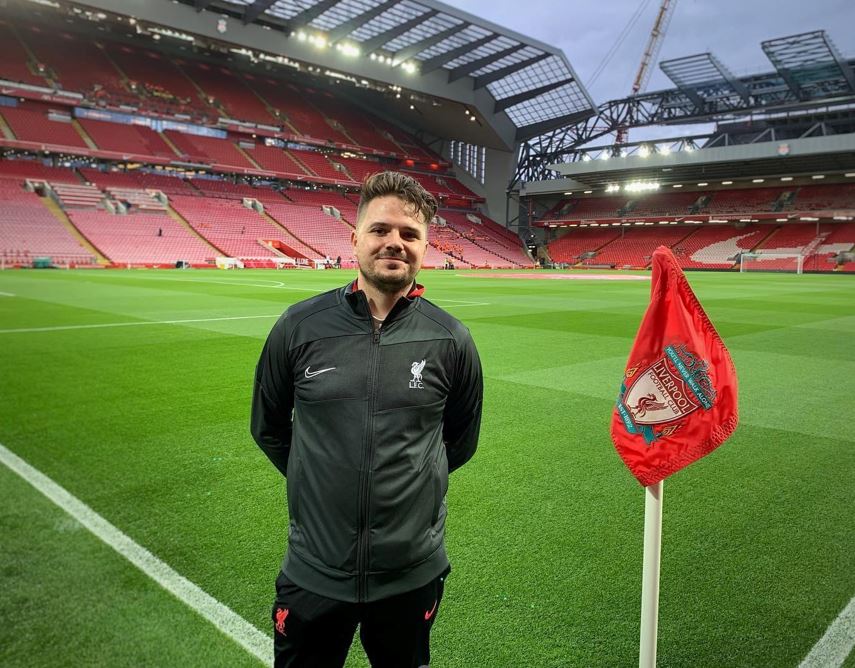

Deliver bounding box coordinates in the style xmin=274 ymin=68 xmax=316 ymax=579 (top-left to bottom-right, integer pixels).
xmin=0 ymin=442 xmax=272 ymax=665
xmin=799 ymin=594 xmax=855 ymax=668
xmin=0 ymin=313 xmax=281 ymax=334
xmin=0 ymin=291 xmax=15 ymax=297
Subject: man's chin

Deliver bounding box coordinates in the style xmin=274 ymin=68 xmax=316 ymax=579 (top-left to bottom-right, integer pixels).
xmin=364 ymin=269 xmax=415 ymax=294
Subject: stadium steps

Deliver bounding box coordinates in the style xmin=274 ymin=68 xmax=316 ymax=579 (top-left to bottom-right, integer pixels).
xmin=157 ymin=131 xmax=183 ymax=158
xmin=747 ymin=226 xmax=781 ymax=252
xmin=71 ymin=120 xmax=99 ymax=151
xmin=259 ymin=210 xmax=323 ymax=257
xmin=97 ymin=46 xmax=139 ymax=104
xmin=235 ymin=144 xmax=263 ymax=171
xmin=0 ymin=113 xmax=15 ymax=140
xmin=41 ymin=195 xmax=109 ymax=264
xmin=286 ymin=151 xmax=317 ymax=177
xmin=11 ymin=25 xmax=56 ymax=86
xmin=165 ymin=205 xmax=226 ymax=257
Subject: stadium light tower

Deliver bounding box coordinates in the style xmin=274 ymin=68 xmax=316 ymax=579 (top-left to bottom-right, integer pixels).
xmin=615 ymin=0 xmax=677 ymax=145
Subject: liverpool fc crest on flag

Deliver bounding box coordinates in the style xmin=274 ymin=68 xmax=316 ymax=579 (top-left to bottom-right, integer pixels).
xmin=610 ymin=247 xmax=738 ymax=486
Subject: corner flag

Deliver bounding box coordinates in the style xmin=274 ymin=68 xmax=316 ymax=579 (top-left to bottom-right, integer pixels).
xmin=610 ymin=246 xmax=738 ymax=486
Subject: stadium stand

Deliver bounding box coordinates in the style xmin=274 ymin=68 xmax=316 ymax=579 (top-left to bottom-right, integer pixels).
xmin=68 ymin=210 xmax=214 ymax=265
xmin=625 ymin=191 xmax=705 ymax=217
xmin=0 ymin=180 xmax=95 ymax=266
xmin=0 ymin=159 xmax=81 ymax=183
xmin=183 ymin=62 xmax=278 ymax=126
xmin=672 ymin=225 xmax=766 ymax=269
xmin=0 ymin=22 xmax=48 ymax=87
xmin=79 ymin=168 xmax=196 ymax=195
xmin=265 ymin=203 xmax=353 ymax=262
xmin=169 ymin=195 xmax=297 ymax=260
xmin=106 ymin=45 xmax=212 ymax=121
xmin=77 ymin=118 xmax=175 ymax=159
xmin=593 ymin=226 xmax=693 ymax=268
xmin=21 ymin=27 xmax=130 ymax=103
xmin=50 ymin=181 xmax=103 ymax=209
xmin=804 ymin=221 xmax=855 ymax=271
xmin=705 ymin=188 xmax=789 ymax=214
xmin=243 ymin=145 xmax=311 ymax=179
xmin=162 ymin=130 xmax=256 ymax=171
xmin=547 ymin=228 xmax=623 ymax=264
xmin=290 ymin=150 xmax=353 ymax=182
xmin=0 ymin=105 xmax=87 ymax=149
xmin=791 ymin=184 xmax=855 ymax=211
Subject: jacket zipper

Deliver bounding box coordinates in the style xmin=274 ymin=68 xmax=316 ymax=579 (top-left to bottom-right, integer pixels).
xmin=357 ymin=325 xmax=382 ymax=602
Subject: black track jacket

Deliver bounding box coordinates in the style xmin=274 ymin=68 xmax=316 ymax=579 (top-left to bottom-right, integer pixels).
xmin=251 ymin=280 xmax=483 ymax=603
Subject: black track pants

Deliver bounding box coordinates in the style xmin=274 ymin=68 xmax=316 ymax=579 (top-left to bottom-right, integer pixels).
xmin=271 ymin=568 xmax=449 ymax=668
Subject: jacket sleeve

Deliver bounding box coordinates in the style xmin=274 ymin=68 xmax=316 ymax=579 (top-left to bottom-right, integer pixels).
xmin=443 ymin=328 xmax=483 ymax=473
xmin=250 ymin=314 xmax=293 ymax=477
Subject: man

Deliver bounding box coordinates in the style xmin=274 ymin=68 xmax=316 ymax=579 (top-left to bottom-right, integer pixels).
xmin=251 ymin=171 xmax=483 ymax=667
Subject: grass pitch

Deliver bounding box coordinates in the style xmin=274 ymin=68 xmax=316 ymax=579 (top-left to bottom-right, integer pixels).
xmin=0 ymin=268 xmax=853 ymax=667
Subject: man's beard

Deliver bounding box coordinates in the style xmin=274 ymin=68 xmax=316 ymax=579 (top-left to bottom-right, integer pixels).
xmin=359 ymin=254 xmax=417 ymax=294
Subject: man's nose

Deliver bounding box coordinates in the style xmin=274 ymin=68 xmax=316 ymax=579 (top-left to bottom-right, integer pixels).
xmin=385 ymin=230 xmax=403 ymax=249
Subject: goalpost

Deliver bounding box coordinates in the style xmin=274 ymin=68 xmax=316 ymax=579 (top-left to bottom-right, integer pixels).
xmin=739 ymin=252 xmax=805 ymax=274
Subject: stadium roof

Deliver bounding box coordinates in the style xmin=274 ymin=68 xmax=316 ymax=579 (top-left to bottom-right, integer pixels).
xmin=180 ymin=0 xmax=597 ymax=142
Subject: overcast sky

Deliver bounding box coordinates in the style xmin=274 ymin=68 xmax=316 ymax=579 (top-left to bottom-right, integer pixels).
xmin=444 ymin=0 xmax=855 ymax=105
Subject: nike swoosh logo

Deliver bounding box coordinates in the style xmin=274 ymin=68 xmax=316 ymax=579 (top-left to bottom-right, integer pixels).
xmin=424 ymin=600 xmax=438 ymax=621
xmin=305 ymin=366 xmax=336 ymax=378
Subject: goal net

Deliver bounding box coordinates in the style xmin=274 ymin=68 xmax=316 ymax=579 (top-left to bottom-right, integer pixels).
xmin=739 ymin=252 xmax=804 ymax=274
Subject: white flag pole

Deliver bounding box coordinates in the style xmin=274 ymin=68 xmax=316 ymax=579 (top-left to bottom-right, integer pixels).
xmin=639 ymin=479 xmax=664 ymax=668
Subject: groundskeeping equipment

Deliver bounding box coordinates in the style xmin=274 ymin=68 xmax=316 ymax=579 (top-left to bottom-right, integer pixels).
xmin=611 ymin=246 xmax=739 ymax=667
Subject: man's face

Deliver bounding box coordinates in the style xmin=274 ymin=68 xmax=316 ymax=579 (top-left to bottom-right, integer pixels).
xmin=352 ymin=195 xmax=428 ymax=294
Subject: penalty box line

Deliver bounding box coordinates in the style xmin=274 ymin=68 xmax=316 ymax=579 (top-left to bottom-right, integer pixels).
xmin=0 ymin=443 xmax=272 ymax=666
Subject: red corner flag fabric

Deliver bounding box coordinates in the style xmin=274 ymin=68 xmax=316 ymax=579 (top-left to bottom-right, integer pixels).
xmin=610 ymin=246 xmax=738 ymax=486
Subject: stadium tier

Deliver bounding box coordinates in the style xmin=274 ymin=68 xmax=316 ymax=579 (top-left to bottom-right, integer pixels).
xmin=672 ymin=225 xmax=766 ymax=269
xmin=21 ymin=27 xmax=129 ymax=101
xmin=625 ymin=191 xmax=705 ymax=217
xmin=263 ymin=202 xmax=353 ymax=262
xmin=68 ymin=210 xmax=214 ymax=265
xmin=547 ymin=228 xmax=623 ymax=264
xmin=79 ymin=168 xmax=197 ymax=195
xmin=0 ymin=105 xmax=87 ymax=149
xmin=169 ymin=195 xmax=304 ymax=260
xmin=183 ymin=62 xmax=278 ymax=126
xmin=290 ymin=150 xmax=353 ymax=182
xmin=0 ymin=179 xmax=95 ymax=266
xmin=704 ymin=187 xmax=789 ymax=214
xmin=77 ymin=118 xmax=175 ymax=159
xmin=0 ymin=158 xmax=81 ymax=183
xmin=243 ymin=145 xmax=312 ymax=179
xmin=590 ymin=226 xmax=694 ymax=268
xmin=0 ymin=21 xmax=48 ymax=87
xmin=791 ymin=184 xmax=855 ymax=211
xmin=162 ymin=130 xmax=256 ymax=171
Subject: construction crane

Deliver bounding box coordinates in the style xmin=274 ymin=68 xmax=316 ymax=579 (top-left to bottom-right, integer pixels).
xmin=615 ymin=0 xmax=677 ymax=145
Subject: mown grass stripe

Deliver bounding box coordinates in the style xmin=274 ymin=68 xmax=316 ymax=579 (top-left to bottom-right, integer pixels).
xmin=0 ymin=314 xmax=281 ymax=334
xmin=0 ymin=442 xmax=272 ymax=666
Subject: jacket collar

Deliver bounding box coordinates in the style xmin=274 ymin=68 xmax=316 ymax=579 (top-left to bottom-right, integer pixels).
xmin=343 ymin=278 xmax=424 ymax=322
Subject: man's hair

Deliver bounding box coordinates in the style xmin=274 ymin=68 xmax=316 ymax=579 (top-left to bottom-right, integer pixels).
xmin=356 ymin=171 xmax=437 ymax=227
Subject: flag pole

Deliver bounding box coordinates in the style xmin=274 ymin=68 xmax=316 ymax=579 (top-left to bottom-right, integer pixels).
xmin=639 ymin=479 xmax=663 ymax=668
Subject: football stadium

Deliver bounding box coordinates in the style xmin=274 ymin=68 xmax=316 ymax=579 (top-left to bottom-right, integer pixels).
xmin=0 ymin=0 xmax=853 ymax=666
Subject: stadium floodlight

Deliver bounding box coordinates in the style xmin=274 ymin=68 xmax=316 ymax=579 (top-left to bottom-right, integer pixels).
xmin=846 ymin=173 xmax=855 ymax=177
xmin=638 ymin=146 xmax=650 ymax=158
xmin=600 ymin=152 xmax=610 ymax=161
xmin=780 ymin=176 xmax=793 ymax=181
xmin=752 ymin=178 xmax=765 ymax=183
xmin=722 ymin=180 xmax=733 ymax=185
xmin=401 ymin=61 xmax=417 ymax=74
xmin=296 ymin=31 xmax=307 ymax=42
xmin=812 ymin=175 xmax=825 ymax=179
xmin=582 ymin=154 xmax=592 ymax=162
xmin=657 ymin=145 xmax=671 ymax=156
xmin=697 ymin=182 xmax=708 ymax=186
xmin=672 ymin=184 xmax=683 ymax=188
xmin=605 ymin=184 xmax=620 ymax=193
xmin=583 ymin=190 xmax=593 ymax=194
xmin=625 ymin=181 xmax=660 ymax=193
xmin=684 ymin=145 xmax=694 ymax=153
xmin=337 ymin=43 xmax=360 ymax=58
